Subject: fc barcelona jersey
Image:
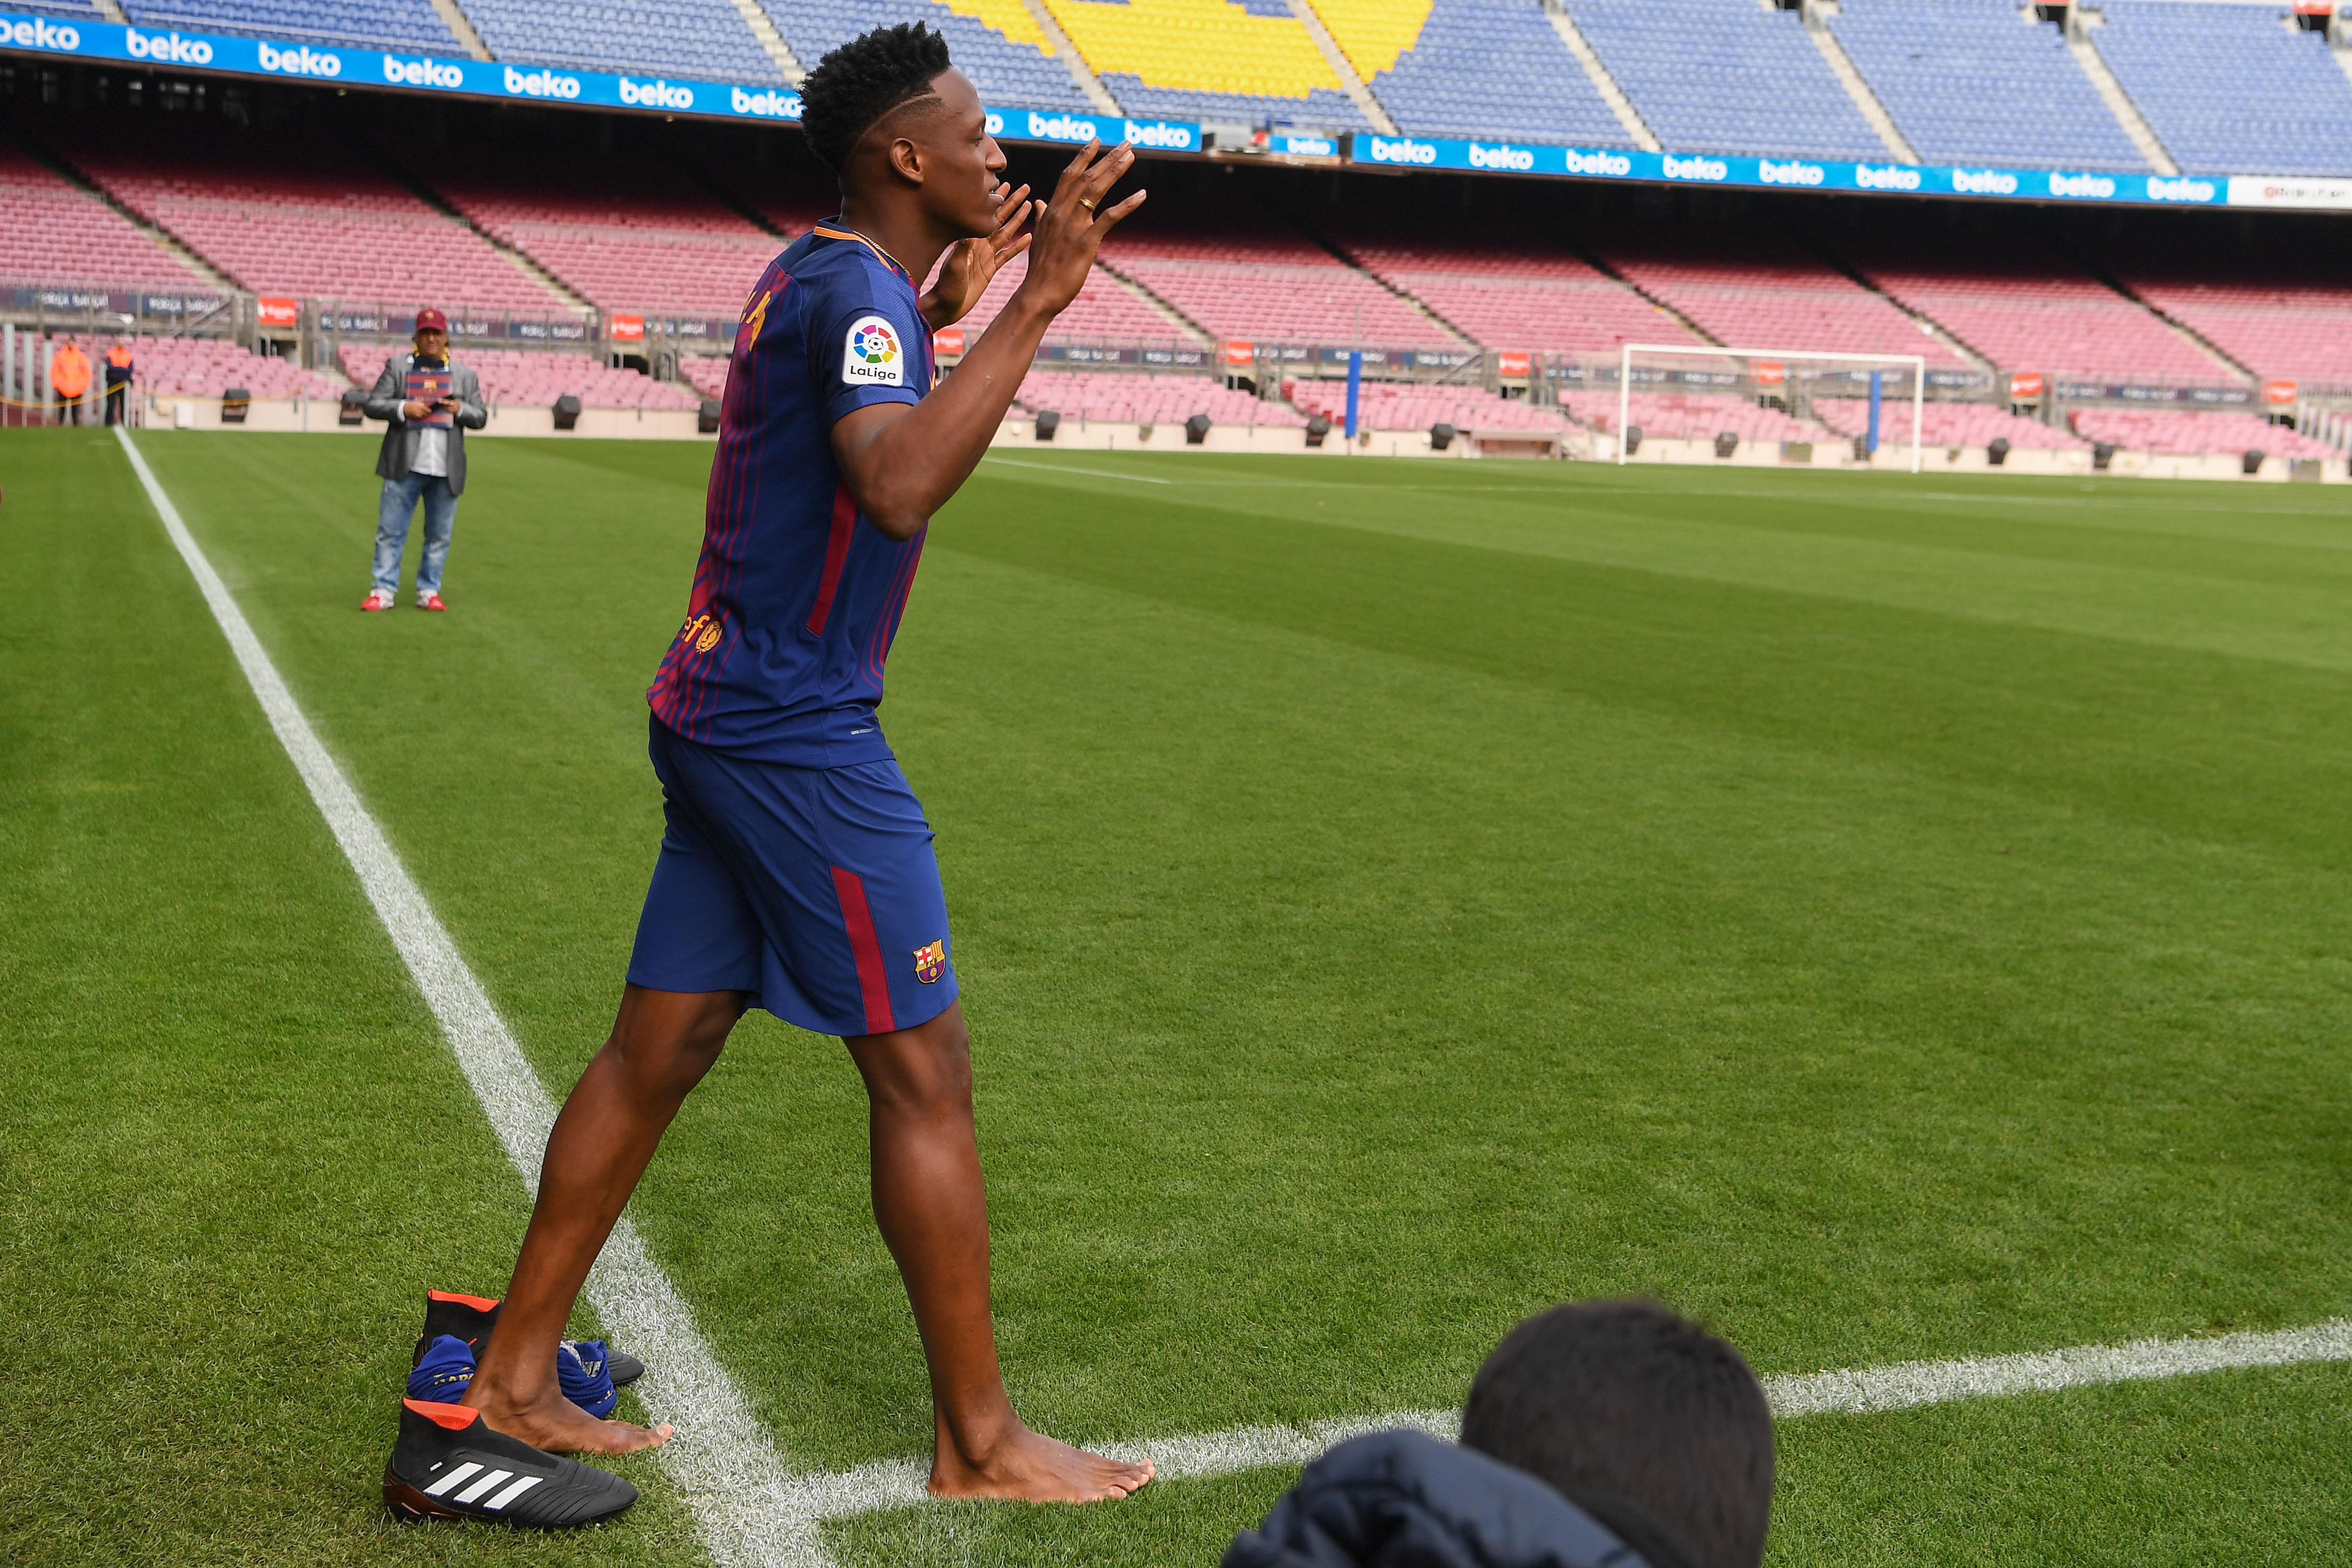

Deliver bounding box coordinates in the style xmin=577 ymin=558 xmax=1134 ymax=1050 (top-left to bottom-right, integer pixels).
xmin=647 ymin=223 xmax=934 ymax=766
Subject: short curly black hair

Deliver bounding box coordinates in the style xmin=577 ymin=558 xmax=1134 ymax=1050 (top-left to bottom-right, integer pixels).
xmin=799 ymin=22 xmax=954 ymax=172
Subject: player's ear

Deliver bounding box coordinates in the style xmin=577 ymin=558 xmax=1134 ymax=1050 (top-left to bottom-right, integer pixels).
xmin=886 ymin=134 xmax=925 ymax=189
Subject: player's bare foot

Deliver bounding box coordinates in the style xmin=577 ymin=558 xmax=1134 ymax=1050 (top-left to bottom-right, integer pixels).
xmin=928 ymin=1420 xmax=1155 ymax=1503
xmin=462 ymin=1387 xmax=672 ymax=1456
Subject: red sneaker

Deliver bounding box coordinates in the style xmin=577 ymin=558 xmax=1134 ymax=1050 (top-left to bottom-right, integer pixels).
xmin=362 ymin=589 xmax=396 ymax=612
xmin=417 ymin=592 xmax=447 ymax=613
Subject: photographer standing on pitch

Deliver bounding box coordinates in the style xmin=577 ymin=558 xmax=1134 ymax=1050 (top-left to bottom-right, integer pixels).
xmin=381 ymin=24 xmax=1157 ymax=1530
xmin=361 ymin=307 xmax=485 ymax=613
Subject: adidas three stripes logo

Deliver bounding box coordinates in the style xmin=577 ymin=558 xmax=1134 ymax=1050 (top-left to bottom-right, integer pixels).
xmin=421 ymin=1460 xmax=546 ymax=1509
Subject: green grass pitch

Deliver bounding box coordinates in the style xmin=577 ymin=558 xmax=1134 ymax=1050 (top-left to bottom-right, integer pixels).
xmin=5 ymin=426 xmax=2350 ymax=1566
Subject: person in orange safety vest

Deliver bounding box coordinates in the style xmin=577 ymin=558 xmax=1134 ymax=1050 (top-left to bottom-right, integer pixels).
xmin=49 ymin=337 xmax=91 ymax=424
xmin=103 ymin=340 xmax=134 ymax=425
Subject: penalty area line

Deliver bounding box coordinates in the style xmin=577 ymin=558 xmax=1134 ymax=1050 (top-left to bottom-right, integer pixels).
xmin=113 ymin=426 xmax=834 ymax=1568
xmin=978 ymin=454 xmax=1175 ymax=483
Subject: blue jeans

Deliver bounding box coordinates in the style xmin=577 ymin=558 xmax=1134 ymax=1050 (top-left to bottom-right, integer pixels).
xmin=372 ymin=471 xmax=457 ymax=596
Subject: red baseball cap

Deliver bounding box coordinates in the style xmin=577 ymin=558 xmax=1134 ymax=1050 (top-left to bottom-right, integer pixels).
xmin=414 ymin=307 xmax=449 ymax=332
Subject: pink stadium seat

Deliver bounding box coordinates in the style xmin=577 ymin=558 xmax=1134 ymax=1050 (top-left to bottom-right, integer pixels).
xmin=1561 ymin=389 xmax=1829 ymax=443
xmin=1100 ymin=211 xmax=1459 ymax=350
xmin=2067 ymin=406 xmax=2335 ymax=459
xmin=0 ymin=143 xmax=212 ymax=291
xmin=1812 ymin=397 xmax=2083 ymax=449
xmin=1286 ymin=380 xmax=1566 ymax=432
xmin=1340 ymin=231 xmax=1704 ymax=358
xmin=1013 ymin=368 xmax=1305 ymax=427
xmin=340 ymin=345 xmax=700 ymax=411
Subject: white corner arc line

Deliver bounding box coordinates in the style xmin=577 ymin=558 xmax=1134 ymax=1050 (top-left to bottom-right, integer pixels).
xmin=117 ymin=431 xmax=2352 ymax=1553
xmin=113 ymin=428 xmax=832 ymax=1568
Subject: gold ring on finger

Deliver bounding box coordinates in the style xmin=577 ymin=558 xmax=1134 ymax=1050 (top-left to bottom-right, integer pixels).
xmin=1079 ymin=198 xmax=1097 ymax=212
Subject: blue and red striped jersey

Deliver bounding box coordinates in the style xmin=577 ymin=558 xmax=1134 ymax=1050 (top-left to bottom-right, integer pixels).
xmin=648 ymin=222 xmax=933 ymax=765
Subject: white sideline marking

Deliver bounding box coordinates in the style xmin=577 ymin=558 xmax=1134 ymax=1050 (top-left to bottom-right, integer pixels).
xmin=118 ymin=430 xmax=2352 ymax=1557
xmin=786 ymin=1319 xmax=2352 ymax=1522
xmin=979 ymin=455 xmax=1175 ymax=483
xmin=114 ymin=428 xmax=831 ymax=1568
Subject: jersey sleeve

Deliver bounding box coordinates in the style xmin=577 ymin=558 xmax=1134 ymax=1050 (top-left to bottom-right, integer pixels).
xmin=810 ymin=259 xmax=928 ymax=426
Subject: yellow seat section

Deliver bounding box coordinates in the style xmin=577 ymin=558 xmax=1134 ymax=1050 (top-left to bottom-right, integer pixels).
xmin=942 ymin=0 xmax=1056 ymax=55
xmin=1304 ymin=0 xmax=1431 ymax=80
xmin=1042 ymin=0 xmax=1344 ymax=97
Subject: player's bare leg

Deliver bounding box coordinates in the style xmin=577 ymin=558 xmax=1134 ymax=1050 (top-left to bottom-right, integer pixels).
xmin=849 ymin=1002 xmax=1154 ymax=1503
xmin=460 ymin=983 xmax=746 ymax=1455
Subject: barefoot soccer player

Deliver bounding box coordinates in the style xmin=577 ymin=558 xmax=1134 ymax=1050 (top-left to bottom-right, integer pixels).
xmin=383 ymin=22 xmax=1153 ymax=1525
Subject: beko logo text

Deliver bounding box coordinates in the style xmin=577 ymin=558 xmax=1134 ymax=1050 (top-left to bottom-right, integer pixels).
xmin=620 ymin=77 xmax=693 ymax=109
xmin=384 ymin=55 xmax=462 ymax=86
xmin=503 ymin=65 xmax=581 ymax=99
xmin=126 ymin=28 xmax=210 ymax=63
xmin=259 ymin=41 xmax=341 ymax=77
xmin=1027 ymin=112 xmax=1103 ymax=141
xmin=1469 ymin=142 xmax=1535 ymax=171
xmin=1759 ymin=158 xmax=1824 ymax=186
xmin=2049 ymin=172 xmax=2118 ymax=199
xmin=1952 ymin=169 xmax=2019 ymax=195
xmin=1126 ymin=119 xmax=1195 ymax=149
xmin=1366 ymin=136 xmax=1438 ymax=165
xmin=1855 ymin=163 xmax=1923 ymax=190
xmin=8 ymin=17 xmax=79 ymax=49
xmin=2145 ymin=176 xmax=2214 ymax=202
xmin=1663 ymin=154 xmax=1727 ymax=181
xmin=733 ymin=86 xmax=800 ymax=118
xmin=1563 ymin=148 xmax=1632 ymax=176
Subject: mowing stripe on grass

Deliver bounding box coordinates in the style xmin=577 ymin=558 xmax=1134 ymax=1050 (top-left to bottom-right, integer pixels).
xmin=112 ymin=427 xmax=831 ymax=1568
xmin=979 ymin=455 xmax=1175 ymax=483
xmin=782 ymin=1319 xmax=2352 ymax=1521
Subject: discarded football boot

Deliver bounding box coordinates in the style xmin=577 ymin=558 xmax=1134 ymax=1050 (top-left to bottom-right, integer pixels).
xmin=413 ymin=1290 xmax=643 ymax=1388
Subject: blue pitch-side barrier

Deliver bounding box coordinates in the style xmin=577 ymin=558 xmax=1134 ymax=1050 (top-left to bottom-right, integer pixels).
xmin=7 ymin=11 xmax=2348 ymax=209
xmin=0 ymin=13 xmax=1201 ymax=149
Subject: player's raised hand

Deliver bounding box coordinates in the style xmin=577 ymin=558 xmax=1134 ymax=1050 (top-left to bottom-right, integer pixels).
xmin=1011 ymin=140 xmax=1146 ymax=320
xmin=921 ymin=180 xmax=1036 ymax=330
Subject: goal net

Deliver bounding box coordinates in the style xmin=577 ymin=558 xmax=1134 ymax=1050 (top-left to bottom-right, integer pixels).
xmin=1601 ymin=344 xmax=1927 ymax=472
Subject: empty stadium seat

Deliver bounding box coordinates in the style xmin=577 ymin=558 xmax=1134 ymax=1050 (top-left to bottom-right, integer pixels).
xmin=110 ymin=333 xmax=339 ymax=399
xmin=1042 ymin=0 xmax=1373 ymax=126
xmin=943 ymin=249 xmax=1207 ymax=345
xmin=1830 ymin=0 xmax=2147 ymax=170
xmin=1287 ymin=377 xmax=1565 ymax=430
xmin=1566 ymin=0 xmax=1883 ymax=160
xmin=0 ymin=142 xmax=214 ymax=293
xmin=1101 ymin=211 xmax=1457 ymax=347
xmin=1561 ymin=387 xmax=1829 ymax=441
xmin=2067 ymin=405 xmax=2335 ymax=458
xmin=1336 ymin=227 xmax=1705 ymax=356
xmin=1812 ymin=396 xmax=2082 ymax=449
xmin=456 ymin=0 xmax=786 ymax=80
xmin=341 ymin=344 xmax=702 ymax=409
xmin=1316 ymin=0 xmax=1628 ymax=143
xmin=2093 ymin=1 xmax=2352 ymax=178
xmin=118 ymin=0 xmax=457 ymax=51
xmin=764 ymin=0 xmax=1092 ymax=108
xmin=1016 ymin=366 xmax=1306 ymax=424
xmin=60 ymin=121 xmax=567 ymax=312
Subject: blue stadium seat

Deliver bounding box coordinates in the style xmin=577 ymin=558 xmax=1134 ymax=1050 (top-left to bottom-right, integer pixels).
xmin=1830 ymin=0 xmax=2147 ymax=169
xmin=119 ymin=0 xmax=458 ymax=51
xmin=765 ymin=0 xmax=1092 ymax=110
xmin=1100 ymin=77 xmax=1371 ymax=127
xmin=1565 ymin=0 xmax=1882 ymax=160
xmin=1363 ymin=0 xmax=1627 ymax=143
xmin=458 ymin=0 xmax=786 ymax=82
xmin=2093 ymin=0 xmax=2352 ymax=177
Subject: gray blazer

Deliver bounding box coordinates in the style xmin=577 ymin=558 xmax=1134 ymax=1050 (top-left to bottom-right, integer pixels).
xmin=364 ymin=353 xmax=488 ymax=494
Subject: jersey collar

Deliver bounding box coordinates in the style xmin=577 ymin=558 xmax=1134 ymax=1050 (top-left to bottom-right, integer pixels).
xmin=812 ymin=221 xmax=913 ymax=283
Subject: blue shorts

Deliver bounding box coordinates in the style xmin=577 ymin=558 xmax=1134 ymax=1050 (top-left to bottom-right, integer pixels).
xmin=628 ymin=715 xmax=958 ymax=1037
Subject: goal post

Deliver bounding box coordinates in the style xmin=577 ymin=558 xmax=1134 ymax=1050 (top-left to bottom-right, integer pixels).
xmin=1616 ymin=343 xmax=1927 ymax=474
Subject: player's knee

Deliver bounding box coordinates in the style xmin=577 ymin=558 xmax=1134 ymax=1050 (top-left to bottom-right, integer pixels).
xmin=859 ymin=1013 xmax=972 ymax=1116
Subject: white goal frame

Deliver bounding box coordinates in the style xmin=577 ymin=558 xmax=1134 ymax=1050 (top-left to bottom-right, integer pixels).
xmin=1617 ymin=343 xmax=1927 ymax=473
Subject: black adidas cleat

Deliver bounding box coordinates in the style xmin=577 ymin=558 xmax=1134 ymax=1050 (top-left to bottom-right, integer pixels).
xmin=383 ymin=1398 xmax=637 ymax=1528
xmin=415 ymin=1290 xmax=644 ymax=1388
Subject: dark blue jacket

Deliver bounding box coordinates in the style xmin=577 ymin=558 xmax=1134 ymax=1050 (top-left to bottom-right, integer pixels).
xmin=1224 ymin=1431 xmax=1680 ymax=1568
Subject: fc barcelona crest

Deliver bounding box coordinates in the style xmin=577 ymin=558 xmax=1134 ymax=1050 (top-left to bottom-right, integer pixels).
xmin=913 ymin=939 xmax=946 ymax=985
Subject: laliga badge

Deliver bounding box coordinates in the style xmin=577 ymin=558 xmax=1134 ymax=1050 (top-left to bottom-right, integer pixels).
xmin=843 ymin=315 xmax=904 ymax=386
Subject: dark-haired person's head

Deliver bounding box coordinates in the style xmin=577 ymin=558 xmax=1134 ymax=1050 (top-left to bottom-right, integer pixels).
xmin=799 ymin=23 xmax=1005 ymax=242
xmin=1460 ymin=1300 xmax=1774 ymax=1568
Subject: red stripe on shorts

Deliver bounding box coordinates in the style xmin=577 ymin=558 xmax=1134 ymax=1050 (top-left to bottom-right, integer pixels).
xmin=830 ymin=867 xmax=896 ymax=1036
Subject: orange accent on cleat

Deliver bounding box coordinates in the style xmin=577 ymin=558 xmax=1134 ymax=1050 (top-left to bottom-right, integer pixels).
xmin=403 ymin=1399 xmax=480 ymax=1432
xmin=427 ymin=1290 xmax=501 ymax=1312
